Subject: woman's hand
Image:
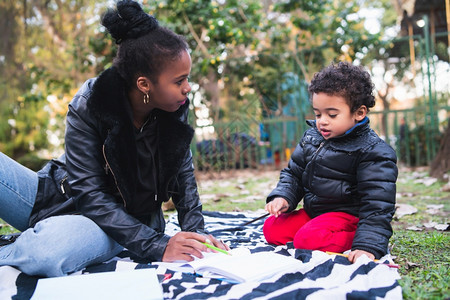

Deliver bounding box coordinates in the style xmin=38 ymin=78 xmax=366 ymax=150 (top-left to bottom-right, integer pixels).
xmin=161 ymin=232 xmax=229 ymax=262
xmin=347 ymin=249 xmax=375 ymax=263
xmin=265 ymin=197 xmax=289 ymax=217
xmin=204 ymin=233 xmax=230 ymax=252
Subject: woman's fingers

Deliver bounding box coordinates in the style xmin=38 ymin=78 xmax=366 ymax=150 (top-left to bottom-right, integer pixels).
xmin=162 ymin=232 xmax=207 ymax=261
xmin=206 ymin=234 xmax=230 ymax=251
xmin=162 ymin=231 xmax=231 ymax=262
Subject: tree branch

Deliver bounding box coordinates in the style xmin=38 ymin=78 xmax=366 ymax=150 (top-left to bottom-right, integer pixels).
xmin=182 ymin=11 xmax=210 ymax=57
xmin=32 ymin=0 xmax=67 ymax=49
xmin=238 ymin=7 xmax=248 ymax=22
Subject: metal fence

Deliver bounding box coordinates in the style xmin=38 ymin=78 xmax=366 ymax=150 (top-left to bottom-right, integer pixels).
xmin=190 ymin=105 xmax=449 ymax=172
xmin=190 ymin=25 xmax=449 ymax=172
xmin=191 ymin=116 xmax=304 ymax=172
xmin=370 ymin=105 xmax=449 ymax=166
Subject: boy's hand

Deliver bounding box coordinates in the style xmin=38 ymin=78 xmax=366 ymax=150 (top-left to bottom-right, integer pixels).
xmin=265 ymin=197 xmax=289 ymax=217
xmin=347 ymin=249 xmax=375 ymax=263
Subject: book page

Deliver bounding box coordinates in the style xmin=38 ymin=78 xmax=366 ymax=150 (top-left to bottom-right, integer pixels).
xmin=155 ymin=248 xmax=303 ymax=283
xmin=153 ymin=247 xmax=250 ymax=274
xmin=194 ymin=251 xmax=303 ymax=282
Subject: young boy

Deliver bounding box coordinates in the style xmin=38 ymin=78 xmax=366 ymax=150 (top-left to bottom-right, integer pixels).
xmin=263 ymin=62 xmax=398 ymax=263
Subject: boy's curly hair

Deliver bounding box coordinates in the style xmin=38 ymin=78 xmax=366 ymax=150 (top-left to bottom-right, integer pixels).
xmin=308 ymin=62 xmax=376 ymax=113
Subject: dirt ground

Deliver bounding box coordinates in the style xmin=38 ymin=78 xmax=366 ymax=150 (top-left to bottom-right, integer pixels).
xmin=190 ymin=165 xmax=449 ymax=232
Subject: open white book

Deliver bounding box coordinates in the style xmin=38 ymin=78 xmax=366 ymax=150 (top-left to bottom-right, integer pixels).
xmin=155 ymin=248 xmax=303 ymax=283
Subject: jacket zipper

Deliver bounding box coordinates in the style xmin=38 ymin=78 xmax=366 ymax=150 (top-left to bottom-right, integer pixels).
xmin=148 ymin=144 xmax=158 ymax=202
xmin=103 ymin=144 xmax=127 ymax=208
xmin=150 ymin=116 xmax=158 ymax=202
xmin=144 ymin=114 xmax=158 ymax=202
xmin=314 ymin=141 xmax=325 ymax=157
xmin=309 ymin=141 xmax=326 ymax=187
xmin=60 ymin=176 xmax=67 ymax=194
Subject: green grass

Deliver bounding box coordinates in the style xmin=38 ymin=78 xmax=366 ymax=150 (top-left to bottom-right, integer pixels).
xmin=196 ymin=170 xmax=277 ymax=213
xmin=1 ymin=166 xmax=449 ymax=299
xmin=391 ymin=168 xmax=450 ymax=299
xmin=0 ymin=223 xmax=16 ymax=235
xmin=194 ymin=167 xmax=450 ymax=299
xmin=391 ymin=230 xmax=449 ymax=299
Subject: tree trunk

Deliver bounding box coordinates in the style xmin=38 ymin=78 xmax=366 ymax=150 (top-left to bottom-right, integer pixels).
xmin=430 ymin=122 xmax=450 ymax=179
xmin=376 ymin=77 xmax=393 ymax=140
xmin=201 ymin=70 xmax=220 ymax=122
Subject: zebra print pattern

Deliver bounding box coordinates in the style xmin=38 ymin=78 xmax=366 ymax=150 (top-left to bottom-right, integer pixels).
xmin=0 ymin=211 xmax=402 ymax=299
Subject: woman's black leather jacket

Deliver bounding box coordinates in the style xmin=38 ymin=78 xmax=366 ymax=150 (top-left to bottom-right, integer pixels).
xmin=29 ymin=67 xmax=204 ymax=261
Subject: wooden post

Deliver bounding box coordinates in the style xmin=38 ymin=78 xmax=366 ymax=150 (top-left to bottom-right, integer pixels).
xmin=446 ymin=0 xmax=450 ymax=58
xmin=430 ymin=9 xmax=436 ymax=54
xmin=408 ymin=20 xmax=416 ymax=77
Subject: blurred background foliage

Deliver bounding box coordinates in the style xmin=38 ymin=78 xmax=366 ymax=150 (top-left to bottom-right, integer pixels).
xmin=0 ymin=0 xmax=446 ymax=171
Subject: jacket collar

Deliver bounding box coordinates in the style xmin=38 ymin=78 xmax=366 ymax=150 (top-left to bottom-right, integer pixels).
xmin=344 ymin=116 xmax=369 ymax=136
xmin=88 ymin=67 xmax=131 ymax=129
xmin=87 ymin=67 xmax=194 ymax=202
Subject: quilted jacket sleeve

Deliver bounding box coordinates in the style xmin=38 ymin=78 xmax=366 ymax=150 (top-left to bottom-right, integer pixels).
xmin=266 ymin=139 xmax=307 ymax=211
xmin=351 ymin=141 xmax=398 ymax=258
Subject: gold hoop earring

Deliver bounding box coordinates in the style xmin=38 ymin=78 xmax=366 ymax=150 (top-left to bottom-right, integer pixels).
xmin=143 ymin=93 xmax=150 ymax=104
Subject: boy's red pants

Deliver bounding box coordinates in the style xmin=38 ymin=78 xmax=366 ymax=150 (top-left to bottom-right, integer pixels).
xmin=263 ymin=209 xmax=359 ymax=252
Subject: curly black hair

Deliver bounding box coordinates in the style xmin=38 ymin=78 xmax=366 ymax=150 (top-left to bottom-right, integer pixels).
xmin=308 ymin=62 xmax=376 ymax=113
xmin=101 ymin=0 xmax=188 ymax=86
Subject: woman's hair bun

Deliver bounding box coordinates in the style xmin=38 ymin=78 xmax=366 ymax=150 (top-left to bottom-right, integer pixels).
xmin=101 ymin=0 xmax=159 ymax=44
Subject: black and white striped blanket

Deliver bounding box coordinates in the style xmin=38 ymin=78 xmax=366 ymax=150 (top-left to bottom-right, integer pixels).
xmin=0 ymin=211 xmax=402 ymax=299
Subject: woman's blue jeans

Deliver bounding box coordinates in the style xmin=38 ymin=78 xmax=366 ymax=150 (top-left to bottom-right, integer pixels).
xmin=0 ymin=152 xmax=123 ymax=277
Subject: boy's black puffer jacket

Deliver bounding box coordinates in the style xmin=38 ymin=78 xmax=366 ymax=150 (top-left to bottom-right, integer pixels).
xmin=267 ymin=118 xmax=398 ymax=258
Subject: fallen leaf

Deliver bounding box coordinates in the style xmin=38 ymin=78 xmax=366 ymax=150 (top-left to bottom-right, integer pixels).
xmin=426 ymin=204 xmax=444 ymax=209
xmin=218 ymin=181 xmax=231 ymax=188
xmin=406 ymin=261 xmax=420 ymax=269
xmin=414 ymin=177 xmax=438 ymax=186
xmin=426 ymin=204 xmax=444 ymax=215
xmin=424 ymin=221 xmax=438 ymax=228
xmin=162 ymin=200 xmax=175 ymax=211
xmin=411 ymin=171 xmax=427 ymax=179
xmin=200 ymin=194 xmax=219 ymax=202
xmin=396 ymin=192 xmax=415 ymax=198
xmin=216 ymin=193 xmax=233 ymax=198
xmin=434 ymin=224 xmax=449 ymax=231
xmin=395 ymin=204 xmax=418 ymax=218
xmin=230 ymin=196 xmax=257 ymax=203
xmin=406 ymin=225 xmax=423 ymax=231
xmin=442 ymin=183 xmax=450 ymax=192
